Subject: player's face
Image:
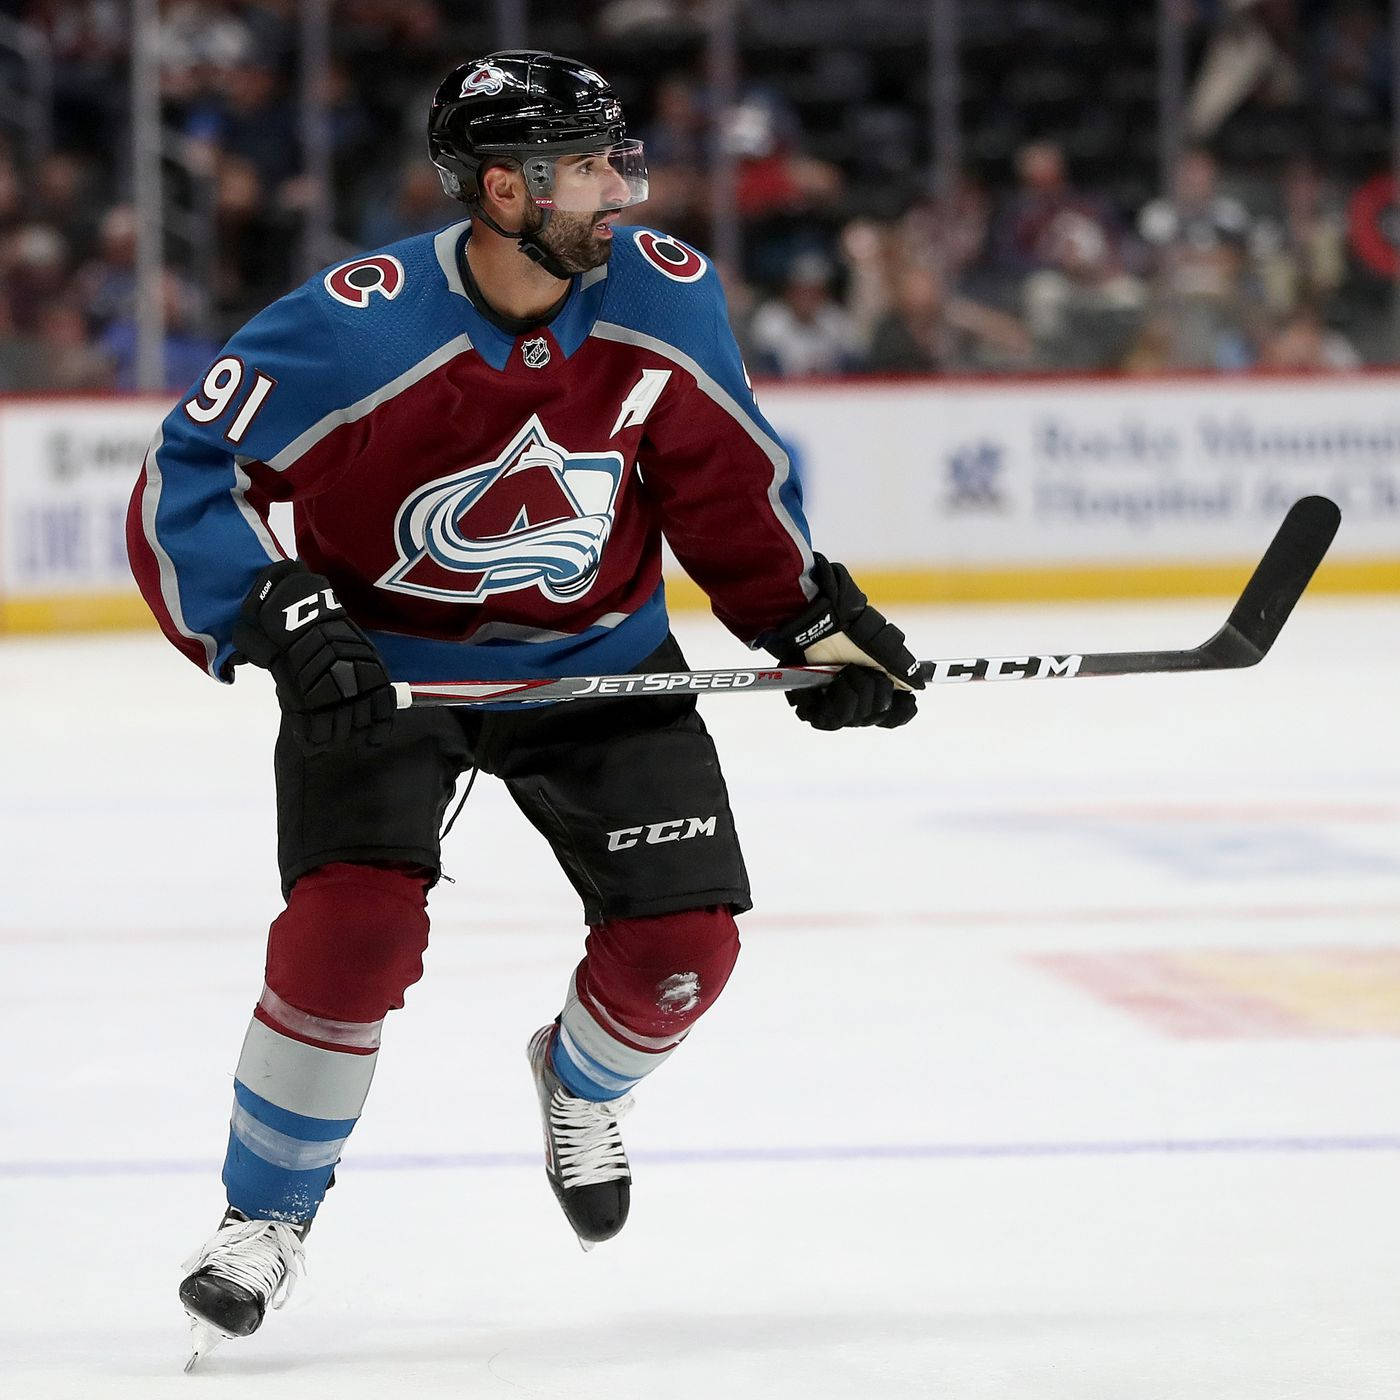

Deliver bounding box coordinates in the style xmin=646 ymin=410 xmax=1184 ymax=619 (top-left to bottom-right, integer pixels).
xmin=525 ymin=151 xmax=636 ymax=274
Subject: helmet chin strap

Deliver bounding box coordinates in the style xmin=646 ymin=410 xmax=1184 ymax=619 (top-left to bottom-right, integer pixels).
xmin=471 ymin=202 xmax=575 ymax=282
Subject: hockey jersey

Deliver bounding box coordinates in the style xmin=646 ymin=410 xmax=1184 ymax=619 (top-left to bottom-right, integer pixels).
xmin=127 ymin=221 xmax=816 ymax=686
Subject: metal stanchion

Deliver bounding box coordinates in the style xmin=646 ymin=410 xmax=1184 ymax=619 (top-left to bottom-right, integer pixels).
xmin=1157 ymin=0 xmax=1186 ymax=196
xmin=927 ymin=0 xmax=961 ymax=200
xmin=706 ymin=0 xmax=740 ymax=276
xmin=131 ymin=0 xmax=165 ymax=392
xmin=495 ymin=0 xmax=528 ymax=49
xmin=299 ymin=0 xmax=334 ymax=281
xmin=1391 ymin=0 xmax=1400 ymax=359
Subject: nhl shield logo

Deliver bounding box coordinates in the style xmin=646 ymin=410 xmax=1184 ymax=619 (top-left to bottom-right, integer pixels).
xmin=521 ymin=336 xmax=551 ymax=370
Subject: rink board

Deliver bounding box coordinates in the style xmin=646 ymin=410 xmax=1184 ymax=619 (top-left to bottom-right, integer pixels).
xmin=2 ymin=375 xmax=1398 ymax=634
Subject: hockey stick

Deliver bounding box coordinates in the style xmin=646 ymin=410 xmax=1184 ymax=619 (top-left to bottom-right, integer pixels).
xmin=393 ymin=495 xmax=1341 ymax=709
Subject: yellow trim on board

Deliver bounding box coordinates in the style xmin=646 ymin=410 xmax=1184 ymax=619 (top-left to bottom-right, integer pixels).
xmin=1 ymin=556 xmax=1397 ymax=635
xmin=663 ymin=556 xmax=1400 ymax=610
xmin=0 ymin=593 xmax=156 ymax=634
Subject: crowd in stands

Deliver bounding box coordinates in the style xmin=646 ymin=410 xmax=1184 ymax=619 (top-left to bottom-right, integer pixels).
xmin=0 ymin=0 xmax=1394 ymax=391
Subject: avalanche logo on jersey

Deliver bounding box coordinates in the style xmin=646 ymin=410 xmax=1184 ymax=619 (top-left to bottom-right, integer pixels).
xmin=377 ymin=415 xmax=625 ymax=605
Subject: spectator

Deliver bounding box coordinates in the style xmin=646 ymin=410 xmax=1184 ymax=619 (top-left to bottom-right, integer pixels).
xmin=865 ymin=262 xmax=1032 ymax=374
xmin=0 ymin=152 xmax=22 ymax=239
xmin=30 ymin=152 xmax=102 ymax=250
xmin=838 ymin=217 xmax=900 ymax=348
xmin=991 ymin=141 xmax=1121 ymax=282
xmin=359 ymin=159 xmax=452 ymax=247
xmin=74 ymin=204 xmax=139 ymax=329
xmin=1318 ymin=2 xmax=1389 ymax=123
xmin=339 ymin=0 xmax=443 ymax=48
xmin=1257 ymin=304 xmax=1362 ymax=370
xmin=33 ymin=300 xmax=113 ymax=389
xmin=1186 ymin=0 xmax=1301 ymax=141
xmin=897 ymin=176 xmax=994 ymax=289
xmin=3 ymin=223 xmax=70 ymax=334
xmin=0 ymin=3 xmax=1390 ymax=387
xmin=158 ymin=1 xmax=285 ymax=109
xmin=1022 ymin=210 xmax=1145 ymax=370
xmin=631 ymin=73 xmax=712 ymax=249
xmin=1119 ymin=312 xmax=1176 ymax=375
xmin=1137 ymin=148 xmax=1257 ymax=369
xmin=22 ymin=1 xmax=127 ymax=156
xmin=749 ymin=252 xmax=862 ymax=378
xmin=209 ymin=153 xmax=296 ymax=323
xmin=1250 ymin=154 xmax=1348 ymax=317
xmin=595 ymin=0 xmax=704 ymax=37
xmin=724 ymin=86 xmax=845 ymax=287
xmin=642 ymin=73 xmax=711 ymax=170
xmin=713 ymin=256 xmax=760 ymax=369
xmin=97 ymin=269 xmax=221 ymax=391
xmin=185 ymin=58 xmax=301 ymax=199
xmin=0 ymin=290 xmax=40 ymax=390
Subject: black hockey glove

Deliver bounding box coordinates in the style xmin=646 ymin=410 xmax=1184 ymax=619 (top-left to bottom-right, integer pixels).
xmin=233 ymin=560 xmax=396 ymax=755
xmin=769 ymin=555 xmax=924 ymax=731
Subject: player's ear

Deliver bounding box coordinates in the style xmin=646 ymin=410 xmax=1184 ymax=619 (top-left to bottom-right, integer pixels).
xmin=479 ymin=161 xmax=526 ymax=220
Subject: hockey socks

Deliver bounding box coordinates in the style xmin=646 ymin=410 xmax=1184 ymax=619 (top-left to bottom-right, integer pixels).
xmin=551 ymin=975 xmax=682 ymax=1100
xmin=550 ymin=907 xmax=741 ymax=1100
xmin=222 ymin=986 xmax=381 ymax=1222
xmin=219 ymin=863 xmax=430 ymax=1221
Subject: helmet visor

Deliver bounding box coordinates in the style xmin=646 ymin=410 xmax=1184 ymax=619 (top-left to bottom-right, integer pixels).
xmin=525 ymin=139 xmax=649 ymax=213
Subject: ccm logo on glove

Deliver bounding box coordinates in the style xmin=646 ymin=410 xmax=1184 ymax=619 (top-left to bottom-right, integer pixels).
xmin=767 ymin=554 xmax=923 ymax=731
xmin=234 ymin=560 xmax=395 ymax=754
xmin=793 ymin=611 xmax=835 ymax=648
xmin=283 ymin=588 xmax=342 ymax=631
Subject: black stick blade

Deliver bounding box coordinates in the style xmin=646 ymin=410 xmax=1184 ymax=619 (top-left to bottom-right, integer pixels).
xmin=1203 ymin=495 xmax=1341 ymax=667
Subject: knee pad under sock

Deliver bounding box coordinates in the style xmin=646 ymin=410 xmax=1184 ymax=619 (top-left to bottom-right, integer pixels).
xmin=552 ymin=906 xmax=740 ymax=1101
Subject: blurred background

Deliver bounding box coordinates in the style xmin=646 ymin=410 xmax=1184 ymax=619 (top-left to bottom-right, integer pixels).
xmin=5 ymin=0 xmax=1400 ymax=388
xmin=0 ymin=0 xmax=1396 ymax=626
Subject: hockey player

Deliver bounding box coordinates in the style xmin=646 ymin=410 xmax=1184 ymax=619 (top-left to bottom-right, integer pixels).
xmin=127 ymin=50 xmax=923 ymax=1368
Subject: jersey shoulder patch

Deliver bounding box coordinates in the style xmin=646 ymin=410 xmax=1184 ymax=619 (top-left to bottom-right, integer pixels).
xmin=312 ymin=226 xmax=457 ymax=321
xmin=323 ymin=253 xmax=406 ymax=308
xmin=630 ymin=229 xmax=709 ymax=283
xmin=602 ymin=225 xmax=724 ymax=343
xmin=304 ymin=226 xmax=472 ymax=378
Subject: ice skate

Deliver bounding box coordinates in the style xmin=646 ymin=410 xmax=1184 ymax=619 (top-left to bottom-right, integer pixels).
xmin=178 ymin=1208 xmax=308 ymax=1371
xmin=528 ymin=1024 xmax=633 ymax=1250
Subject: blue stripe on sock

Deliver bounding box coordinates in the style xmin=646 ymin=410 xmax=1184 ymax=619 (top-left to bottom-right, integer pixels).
xmin=222 ymin=1124 xmax=337 ymax=1223
xmin=551 ymin=1031 xmax=638 ymax=1101
xmin=233 ymin=1080 xmax=358 ymax=1142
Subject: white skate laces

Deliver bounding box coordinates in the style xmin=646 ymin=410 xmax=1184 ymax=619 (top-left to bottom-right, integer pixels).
xmin=549 ymin=1088 xmax=633 ymax=1187
xmin=183 ymin=1215 xmax=307 ymax=1314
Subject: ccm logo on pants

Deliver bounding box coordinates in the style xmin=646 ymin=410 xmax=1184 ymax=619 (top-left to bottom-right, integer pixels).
xmin=607 ymin=816 xmax=716 ymax=852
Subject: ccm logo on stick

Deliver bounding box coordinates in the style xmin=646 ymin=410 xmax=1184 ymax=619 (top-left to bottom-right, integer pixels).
xmin=929 ymin=654 xmax=1082 ymax=681
xmin=607 ymin=816 xmax=717 ymax=852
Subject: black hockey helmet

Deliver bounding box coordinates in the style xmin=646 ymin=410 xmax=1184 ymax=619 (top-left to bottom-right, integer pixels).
xmin=428 ymin=50 xmax=646 ymax=213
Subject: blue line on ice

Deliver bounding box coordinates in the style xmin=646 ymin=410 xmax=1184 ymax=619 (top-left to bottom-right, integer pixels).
xmin=3 ymin=1135 xmax=1398 ymax=1178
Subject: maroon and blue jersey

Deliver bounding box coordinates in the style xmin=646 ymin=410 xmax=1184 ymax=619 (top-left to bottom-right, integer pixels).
xmin=128 ymin=221 xmax=816 ymax=685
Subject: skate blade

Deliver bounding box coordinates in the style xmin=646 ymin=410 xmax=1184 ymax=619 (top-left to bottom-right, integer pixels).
xmin=183 ymin=1315 xmax=229 ymax=1373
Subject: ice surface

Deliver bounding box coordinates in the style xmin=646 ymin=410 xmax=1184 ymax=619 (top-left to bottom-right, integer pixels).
xmin=1 ymin=596 xmax=1398 ymax=1397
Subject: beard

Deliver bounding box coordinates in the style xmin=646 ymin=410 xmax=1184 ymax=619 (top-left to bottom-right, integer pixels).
xmin=522 ymin=203 xmax=614 ymax=275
